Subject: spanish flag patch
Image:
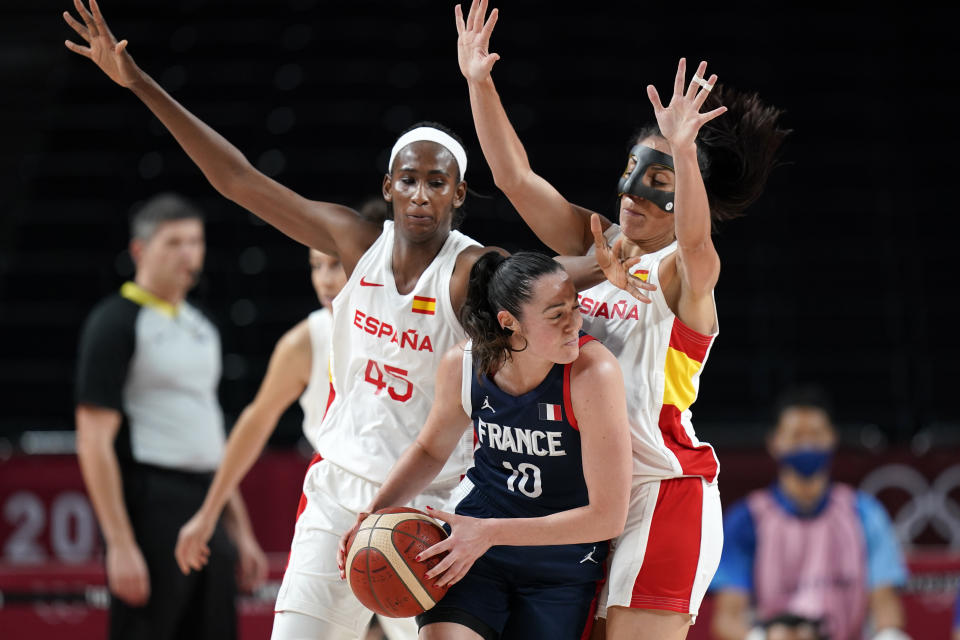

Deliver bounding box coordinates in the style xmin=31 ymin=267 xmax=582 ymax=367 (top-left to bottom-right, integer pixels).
xmin=631 ymin=269 xmax=650 ymax=282
xmin=411 ymin=296 xmax=436 ymax=315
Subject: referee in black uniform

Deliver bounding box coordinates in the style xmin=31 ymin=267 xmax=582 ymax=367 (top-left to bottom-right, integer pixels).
xmin=75 ymin=193 xmax=267 ymax=640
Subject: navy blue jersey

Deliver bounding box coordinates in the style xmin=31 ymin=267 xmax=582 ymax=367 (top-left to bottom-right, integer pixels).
xmin=463 ymin=335 xmax=594 ymax=520
xmin=420 ymin=335 xmax=607 ymax=638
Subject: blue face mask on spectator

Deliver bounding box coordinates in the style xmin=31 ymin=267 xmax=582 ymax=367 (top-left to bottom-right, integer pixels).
xmin=779 ymin=448 xmax=833 ymax=477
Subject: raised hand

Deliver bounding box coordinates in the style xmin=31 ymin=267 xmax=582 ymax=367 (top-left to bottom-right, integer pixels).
xmin=63 ymin=0 xmax=141 ymax=87
xmin=647 ymin=59 xmax=727 ymax=151
xmin=455 ymin=0 xmax=500 ymax=83
xmin=591 ymin=214 xmax=657 ymax=304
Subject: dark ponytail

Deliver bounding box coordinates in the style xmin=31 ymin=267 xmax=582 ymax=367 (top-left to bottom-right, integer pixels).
xmin=630 ymin=84 xmax=791 ymax=223
xmin=459 ymin=251 xmax=563 ymax=377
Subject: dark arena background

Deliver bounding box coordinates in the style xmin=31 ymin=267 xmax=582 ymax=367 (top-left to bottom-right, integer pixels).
xmin=1 ymin=1 xmax=957 ymax=638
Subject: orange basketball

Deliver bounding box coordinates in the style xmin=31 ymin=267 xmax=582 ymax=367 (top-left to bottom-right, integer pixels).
xmin=345 ymin=507 xmax=449 ymax=618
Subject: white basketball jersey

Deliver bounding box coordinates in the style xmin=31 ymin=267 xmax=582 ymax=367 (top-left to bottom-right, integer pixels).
xmin=581 ymin=224 xmax=720 ymax=483
xmin=299 ymin=308 xmax=333 ymax=451
xmin=315 ymin=221 xmax=479 ymax=484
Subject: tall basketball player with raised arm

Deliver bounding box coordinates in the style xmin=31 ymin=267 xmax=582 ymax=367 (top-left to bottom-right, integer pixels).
xmin=62 ymin=2 xmax=497 ymax=638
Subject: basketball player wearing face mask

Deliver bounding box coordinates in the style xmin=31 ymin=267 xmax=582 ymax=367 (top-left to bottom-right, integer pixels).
xmin=710 ymin=386 xmax=910 ymax=640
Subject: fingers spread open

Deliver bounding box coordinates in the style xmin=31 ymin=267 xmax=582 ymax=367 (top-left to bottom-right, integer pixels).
xmin=477 ymin=0 xmax=489 ymax=32
xmin=694 ymin=73 xmax=718 ymax=109
xmin=590 ymin=213 xmax=607 ymax=251
xmin=647 ymin=84 xmax=664 ymax=112
xmin=467 ymin=0 xmax=481 ymax=32
xmin=90 ymin=0 xmax=107 ymax=28
xmin=424 ymin=547 xmax=455 ymax=580
xmin=700 ymin=105 xmax=727 ymax=125
xmin=64 ymin=40 xmax=92 ymax=58
xmin=687 ymin=60 xmax=708 ymax=99
xmin=480 ymin=7 xmax=499 ymax=41
xmin=63 ymin=12 xmax=90 ymax=42
xmin=418 ymin=537 xmax=450 ymax=564
xmin=672 ymin=57 xmax=686 ymax=96
xmin=73 ymin=0 xmax=98 ymax=37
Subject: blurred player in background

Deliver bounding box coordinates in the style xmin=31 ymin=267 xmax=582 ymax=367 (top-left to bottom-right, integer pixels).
xmin=710 ymin=385 xmax=910 ymax=640
xmin=174 ymin=199 xmax=404 ymax=640
xmin=75 ymin=193 xmax=267 ymax=640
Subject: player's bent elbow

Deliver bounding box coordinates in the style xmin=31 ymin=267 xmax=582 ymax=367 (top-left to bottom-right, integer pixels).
xmin=592 ymin=501 xmax=628 ymax=540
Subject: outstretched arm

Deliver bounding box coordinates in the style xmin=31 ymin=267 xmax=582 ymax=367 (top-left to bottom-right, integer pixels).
xmin=63 ymin=0 xmax=378 ymax=273
xmin=647 ymin=59 xmax=726 ymax=334
xmin=455 ymin=0 xmax=602 ymax=256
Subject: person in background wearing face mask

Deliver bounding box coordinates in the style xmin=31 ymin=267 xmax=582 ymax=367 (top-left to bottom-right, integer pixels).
xmin=756 ymin=613 xmax=826 ymax=640
xmin=75 ymin=193 xmax=267 ymax=640
xmin=709 ymin=386 xmax=909 ymax=640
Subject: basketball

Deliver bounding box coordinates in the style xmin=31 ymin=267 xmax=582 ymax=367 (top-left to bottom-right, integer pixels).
xmin=345 ymin=507 xmax=450 ymax=618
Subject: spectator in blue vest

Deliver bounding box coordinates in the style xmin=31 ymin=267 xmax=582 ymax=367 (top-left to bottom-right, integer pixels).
xmin=710 ymin=385 xmax=909 ymax=640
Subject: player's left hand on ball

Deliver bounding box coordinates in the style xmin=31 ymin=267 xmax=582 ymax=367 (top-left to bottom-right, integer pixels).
xmin=337 ymin=511 xmax=369 ymax=579
xmin=418 ymin=506 xmax=492 ymax=588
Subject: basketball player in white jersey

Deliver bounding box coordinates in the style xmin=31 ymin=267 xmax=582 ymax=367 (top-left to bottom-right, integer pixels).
xmin=456 ymin=3 xmax=789 ymax=638
xmin=175 ymin=226 xmax=410 ymax=639
xmin=62 ymin=4 xmax=505 ymax=638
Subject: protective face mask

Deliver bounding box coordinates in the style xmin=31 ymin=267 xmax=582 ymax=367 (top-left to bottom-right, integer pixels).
xmin=778 ymin=448 xmax=833 ymax=478
xmin=616 ymin=144 xmax=675 ymax=213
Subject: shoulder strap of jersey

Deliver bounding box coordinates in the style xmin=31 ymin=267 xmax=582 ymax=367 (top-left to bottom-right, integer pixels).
xmin=563 ymin=334 xmax=596 ymax=431
xmin=461 ymin=341 xmax=473 ymax=416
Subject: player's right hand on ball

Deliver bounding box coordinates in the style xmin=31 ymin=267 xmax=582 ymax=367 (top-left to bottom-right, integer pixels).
xmin=106 ymin=540 xmax=151 ymax=606
xmin=419 ymin=506 xmax=492 ymax=588
xmin=63 ymin=0 xmax=142 ymax=88
xmin=337 ymin=511 xmax=370 ymax=579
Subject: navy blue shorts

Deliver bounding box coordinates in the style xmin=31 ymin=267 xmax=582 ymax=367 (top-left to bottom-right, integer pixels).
xmin=417 ymin=486 xmax=606 ymax=639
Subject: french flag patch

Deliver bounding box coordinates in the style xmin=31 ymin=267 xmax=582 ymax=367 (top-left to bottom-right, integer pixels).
xmin=538 ymin=403 xmax=562 ymax=421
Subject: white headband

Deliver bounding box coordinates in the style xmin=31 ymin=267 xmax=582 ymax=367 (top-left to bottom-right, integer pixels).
xmin=388 ymin=126 xmax=468 ymax=179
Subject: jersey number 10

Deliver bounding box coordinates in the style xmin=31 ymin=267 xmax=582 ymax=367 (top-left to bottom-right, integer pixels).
xmin=502 ymin=461 xmax=543 ymax=498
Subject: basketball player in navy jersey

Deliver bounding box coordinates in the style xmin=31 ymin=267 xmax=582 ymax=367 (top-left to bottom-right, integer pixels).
xmin=339 ymin=252 xmax=633 ymax=640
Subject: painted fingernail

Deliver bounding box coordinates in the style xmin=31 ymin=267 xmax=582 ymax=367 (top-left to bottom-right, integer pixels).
xmin=416 ymin=555 xmax=422 ymax=561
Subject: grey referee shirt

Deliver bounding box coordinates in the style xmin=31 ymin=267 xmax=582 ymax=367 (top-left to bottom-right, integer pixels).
xmin=75 ymin=282 xmax=225 ymax=472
